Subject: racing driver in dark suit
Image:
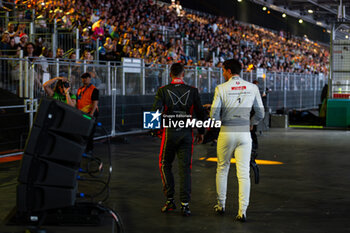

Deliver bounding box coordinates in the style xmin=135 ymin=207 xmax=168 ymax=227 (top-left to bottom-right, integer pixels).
xmin=152 ymin=63 xmax=206 ymax=216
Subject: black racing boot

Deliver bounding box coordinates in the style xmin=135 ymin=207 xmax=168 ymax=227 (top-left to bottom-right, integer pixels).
xmin=180 ymin=203 xmax=191 ymax=216
xmin=161 ymin=199 xmax=176 ymax=212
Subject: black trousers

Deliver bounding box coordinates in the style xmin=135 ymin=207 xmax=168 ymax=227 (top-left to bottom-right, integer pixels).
xmin=250 ymin=125 xmax=258 ymax=154
xmin=159 ymin=128 xmax=193 ymax=203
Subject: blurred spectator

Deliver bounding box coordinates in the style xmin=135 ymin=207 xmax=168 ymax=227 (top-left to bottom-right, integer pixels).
xmin=0 ymin=32 xmax=10 ymax=56
xmin=56 ymin=48 xmax=64 ymax=59
xmin=18 ymin=34 xmax=28 ymax=50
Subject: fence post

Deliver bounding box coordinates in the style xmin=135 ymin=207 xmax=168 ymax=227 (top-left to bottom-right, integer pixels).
xmin=111 ymin=68 xmax=116 ymax=137
xmin=314 ymin=74 xmax=317 ymax=108
xmin=201 ymin=40 xmax=204 ymax=58
xmin=24 ymin=59 xmax=29 ymax=98
xmin=284 ymin=73 xmax=287 ymax=110
xmin=29 ymin=64 xmax=35 ymax=127
xmin=30 ymin=22 xmax=34 ymax=43
xmin=76 ymin=28 xmax=80 ymax=61
xmin=219 ymin=67 xmax=223 ymax=84
xmin=141 ymin=59 xmax=145 ymax=95
xmin=68 ymin=63 xmax=71 ymax=81
xmin=107 ymin=61 xmax=111 ymax=95
xmin=56 ymin=58 xmax=59 ymax=77
xmin=122 ymin=68 xmax=126 ymax=96
xmin=266 ymin=73 xmax=270 ymax=110
xmin=197 ymin=44 xmax=200 ymax=61
xmin=83 ymin=60 xmax=87 ymax=73
xmin=195 ymin=66 xmax=198 ymax=88
xmin=19 ymin=50 xmax=23 ymax=98
xmin=52 ymin=19 xmax=57 ymax=58
xmin=299 ymin=74 xmax=302 ymax=110
xmin=165 ymin=64 xmax=169 ymax=85
xmin=208 ymin=68 xmax=211 ymax=93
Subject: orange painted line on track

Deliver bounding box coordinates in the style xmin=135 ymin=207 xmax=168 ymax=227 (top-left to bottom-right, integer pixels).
xmin=199 ymin=157 xmax=284 ymax=165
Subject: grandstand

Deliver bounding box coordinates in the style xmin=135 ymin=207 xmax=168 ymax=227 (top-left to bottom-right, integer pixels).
xmin=1 ymin=1 xmax=350 ymax=233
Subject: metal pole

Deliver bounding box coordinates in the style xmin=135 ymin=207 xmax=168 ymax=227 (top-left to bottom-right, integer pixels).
xmin=83 ymin=60 xmax=87 ymax=73
xmin=266 ymin=73 xmax=270 ymax=110
xmin=165 ymin=64 xmax=169 ymax=85
xmin=314 ymin=75 xmax=317 ymax=108
xmin=111 ymin=79 xmax=116 ymax=137
xmin=30 ymin=22 xmax=34 ymax=43
xmin=56 ymin=58 xmax=59 ymax=77
xmin=107 ymin=62 xmax=111 ymax=95
xmin=220 ymin=67 xmax=223 ymax=84
xmin=283 ymin=73 xmax=287 ymax=110
xmin=19 ymin=50 xmax=23 ymax=97
xmin=24 ymin=60 xmax=29 ymax=98
xmin=122 ymin=69 xmax=126 ymax=96
xmin=142 ymin=59 xmax=145 ymax=95
xmin=29 ymin=66 xmax=35 ymax=128
xmin=208 ymin=68 xmax=211 ymax=93
xmin=195 ymin=66 xmax=198 ymax=88
xmin=300 ymin=74 xmax=302 ymax=110
xmin=76 ymin=28 xmax=80 ymax=61
xmin=53 ymin=19 xmax=57 ymax=58
xmin=197 ymin=44 xmax=200 ymax=61
xmin=5 ymin=12 xmax=9 ymax=27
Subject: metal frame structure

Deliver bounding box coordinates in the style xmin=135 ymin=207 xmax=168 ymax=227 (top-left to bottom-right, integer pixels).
xmin=0 ymin=57 xmax=326 ymax=158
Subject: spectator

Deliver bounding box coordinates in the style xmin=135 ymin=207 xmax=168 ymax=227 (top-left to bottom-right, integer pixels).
xmin=56 ymin=48 xmax=64 ymax=59
xmin=17 ymin=34 xmax=28 ymax=51
xmin=43 ymin=77 xmax=77 ymax=107
xmin=0 ymin=32 xmax=11 ymax=56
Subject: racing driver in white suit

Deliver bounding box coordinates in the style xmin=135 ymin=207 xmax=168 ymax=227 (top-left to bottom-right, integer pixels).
xmin=210 ymin=59 xmax=264 ymax=222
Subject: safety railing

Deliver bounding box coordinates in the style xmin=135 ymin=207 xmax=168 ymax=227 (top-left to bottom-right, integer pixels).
xmin=0 ymin=57 xmax=326 ymax=156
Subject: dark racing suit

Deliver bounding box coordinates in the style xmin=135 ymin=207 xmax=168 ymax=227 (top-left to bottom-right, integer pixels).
xmin=152 ymin=78 xmax=206 ymax=203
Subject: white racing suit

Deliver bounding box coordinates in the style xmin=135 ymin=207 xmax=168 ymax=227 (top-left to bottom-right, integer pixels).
xmin=210 ymin=76 xmax=264 ymax=216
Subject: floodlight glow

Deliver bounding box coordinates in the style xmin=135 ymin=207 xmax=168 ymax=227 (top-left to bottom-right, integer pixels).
xmin=299 ymin=19 xmax=303 ymax=23
xmin=308 ymin=9 xmax=313 ymax=14
xmin=262 ymin=6 xmax=267 ymax=11
xmin=282 ymin=13 xmax=286 ymax=18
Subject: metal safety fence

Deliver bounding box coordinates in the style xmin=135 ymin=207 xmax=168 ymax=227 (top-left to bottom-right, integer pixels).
xmin=0 ymin=57 xmax=326 ymax=156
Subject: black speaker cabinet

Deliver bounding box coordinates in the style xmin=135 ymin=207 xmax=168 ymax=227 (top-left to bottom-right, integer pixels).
xmin=16 ymin=98 xmax=95 ymax=212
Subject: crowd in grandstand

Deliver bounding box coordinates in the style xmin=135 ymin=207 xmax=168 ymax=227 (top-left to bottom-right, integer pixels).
xmin=1 ymin=0 xmax=329 ymax=74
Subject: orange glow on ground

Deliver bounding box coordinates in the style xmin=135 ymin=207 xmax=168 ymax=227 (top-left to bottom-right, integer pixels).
xmin=199 ymin=157 xmax=283 ymax=165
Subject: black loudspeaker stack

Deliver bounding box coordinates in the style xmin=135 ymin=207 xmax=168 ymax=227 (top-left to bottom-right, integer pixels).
xmin=13 ymin=98 xmax=95 ymax=223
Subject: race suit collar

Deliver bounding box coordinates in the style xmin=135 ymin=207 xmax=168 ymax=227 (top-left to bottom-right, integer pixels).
xmin=229 ymin=75 xmax=240 ymax=81
xmin=171 ymin=78 xmax=185 ymax=84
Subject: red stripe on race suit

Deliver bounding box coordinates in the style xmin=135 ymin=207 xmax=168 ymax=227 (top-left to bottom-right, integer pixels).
xmin=231 ymin=86 xmax=246 ymax=90
xmin=159 ymin=128 xmax=167 ymax=186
